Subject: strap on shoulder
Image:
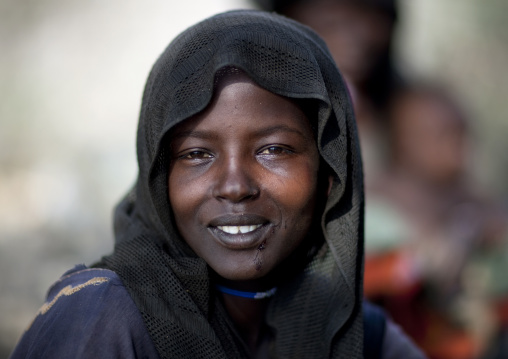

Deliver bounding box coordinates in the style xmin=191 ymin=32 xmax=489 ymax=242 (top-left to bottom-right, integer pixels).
xmin=363 ymin=301 xmax=387 ymax=359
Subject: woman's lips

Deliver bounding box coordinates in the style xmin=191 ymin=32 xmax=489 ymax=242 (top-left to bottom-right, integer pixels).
xmin=209 ymin=224 xmax=270 ymax=249
xmin=217 ymin=224 xmax=262 ymax=234
xmin=208 ymin=213 xmax=269 ymax=227
xmin=208 ymin=215 xmax=271 ymax=249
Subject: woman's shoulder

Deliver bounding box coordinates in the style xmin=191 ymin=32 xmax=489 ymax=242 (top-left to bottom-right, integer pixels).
xmin=363 ymin=301 xmax=427 ymax=359
xmin=382 ymin=318 xmax=427 ymax=359
xmin=9 ymin=265 xmax=160 ymax=359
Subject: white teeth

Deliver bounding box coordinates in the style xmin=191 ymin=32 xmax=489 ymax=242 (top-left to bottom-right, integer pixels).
xmin=217 ymin=225 xmax=262 ymax=234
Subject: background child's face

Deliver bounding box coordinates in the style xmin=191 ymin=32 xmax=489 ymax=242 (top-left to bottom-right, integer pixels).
xmin=168 ymin=74 xmax=320 ymax=282
xmin=287 ymin=0 xmax=393 ymax=85
xmin=391 ymin=92 xmax=468 ymax=184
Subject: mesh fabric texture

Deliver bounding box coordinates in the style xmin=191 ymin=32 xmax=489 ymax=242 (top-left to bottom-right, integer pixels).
xmin=95 ymin=9 xmax=365 ymax=358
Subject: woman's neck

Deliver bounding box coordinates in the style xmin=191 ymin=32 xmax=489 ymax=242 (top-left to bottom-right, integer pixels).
xmin=220 ymin=293 xmax=271 ymax=358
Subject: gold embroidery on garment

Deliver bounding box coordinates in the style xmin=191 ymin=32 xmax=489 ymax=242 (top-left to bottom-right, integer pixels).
xmin=38 ymin=277 xmax=110 ymax=315
xmin=23 ymin=276 xmax=110 ymax=333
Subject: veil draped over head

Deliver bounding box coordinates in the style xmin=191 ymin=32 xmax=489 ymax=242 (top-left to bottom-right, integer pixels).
xmin=96 ymin=10 xmax=365 ymax=358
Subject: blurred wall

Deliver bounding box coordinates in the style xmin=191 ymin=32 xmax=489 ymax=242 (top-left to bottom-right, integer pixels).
xmin=1 ymin=0 xmax=507 ymax=357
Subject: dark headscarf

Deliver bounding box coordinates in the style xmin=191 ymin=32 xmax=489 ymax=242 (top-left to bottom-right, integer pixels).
xmin=95 ymin=10 xmax=364 ymax=358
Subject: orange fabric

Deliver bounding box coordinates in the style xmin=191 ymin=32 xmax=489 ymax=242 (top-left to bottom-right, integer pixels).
xmin=365 ymin=250 xmax=480 ymax=359
xmin=364 ymin=250 xmax=420 ymax=298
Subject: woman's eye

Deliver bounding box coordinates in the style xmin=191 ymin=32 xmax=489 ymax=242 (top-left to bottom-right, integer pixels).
xmin=258 ymin=146 xmax=291 ymax=155
xmin=182 ymin=150 xmax=213 ymax=160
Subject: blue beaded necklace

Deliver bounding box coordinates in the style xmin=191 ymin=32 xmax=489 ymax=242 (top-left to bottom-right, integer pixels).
xmin=215 ymin=284 xmax=277 ymax=299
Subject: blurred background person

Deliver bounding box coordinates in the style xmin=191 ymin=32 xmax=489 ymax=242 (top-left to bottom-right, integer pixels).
xmin=366 ymin=84 xmax=508 ymax=359
xmin=252 ymin=0 xmax=404 ymax=182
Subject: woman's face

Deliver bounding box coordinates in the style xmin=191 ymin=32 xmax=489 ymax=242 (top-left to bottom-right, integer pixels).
xmin=168 ymin=74 xmax=320 ymax=283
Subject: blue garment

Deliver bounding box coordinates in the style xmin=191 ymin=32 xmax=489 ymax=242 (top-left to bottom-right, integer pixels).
xmin=10 ymin=266 xmax=425 ymax=358
xmin=9 ymin=265 xmax=160 ymax=359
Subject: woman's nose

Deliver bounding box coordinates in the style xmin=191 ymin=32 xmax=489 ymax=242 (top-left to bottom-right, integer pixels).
xmin=213 ymin=155 xmax=260 ymax=203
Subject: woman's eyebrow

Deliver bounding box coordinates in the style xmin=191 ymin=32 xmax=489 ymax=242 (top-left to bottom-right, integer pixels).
xmin=170 ymin=129 xmax=219 ymax=141
xmin=252 ymin=125 xmax=308 ymax=140
xmin=171 ymin=125 xmax=309 ymax=141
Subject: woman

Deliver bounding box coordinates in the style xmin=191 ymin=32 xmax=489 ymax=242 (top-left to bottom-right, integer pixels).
xmin=10 ymin=10 xmax=424 ymax=358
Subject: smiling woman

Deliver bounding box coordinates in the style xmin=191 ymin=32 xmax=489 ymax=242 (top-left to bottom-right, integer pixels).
xmin=9 ymin=9 xmax=425 ymax=359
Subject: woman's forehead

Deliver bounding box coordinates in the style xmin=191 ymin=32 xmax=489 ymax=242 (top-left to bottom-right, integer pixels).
xmin=170 ymin=75 xmax=315 ymax=141
xmin=212 ymin=69 xmax=317 ymax=133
